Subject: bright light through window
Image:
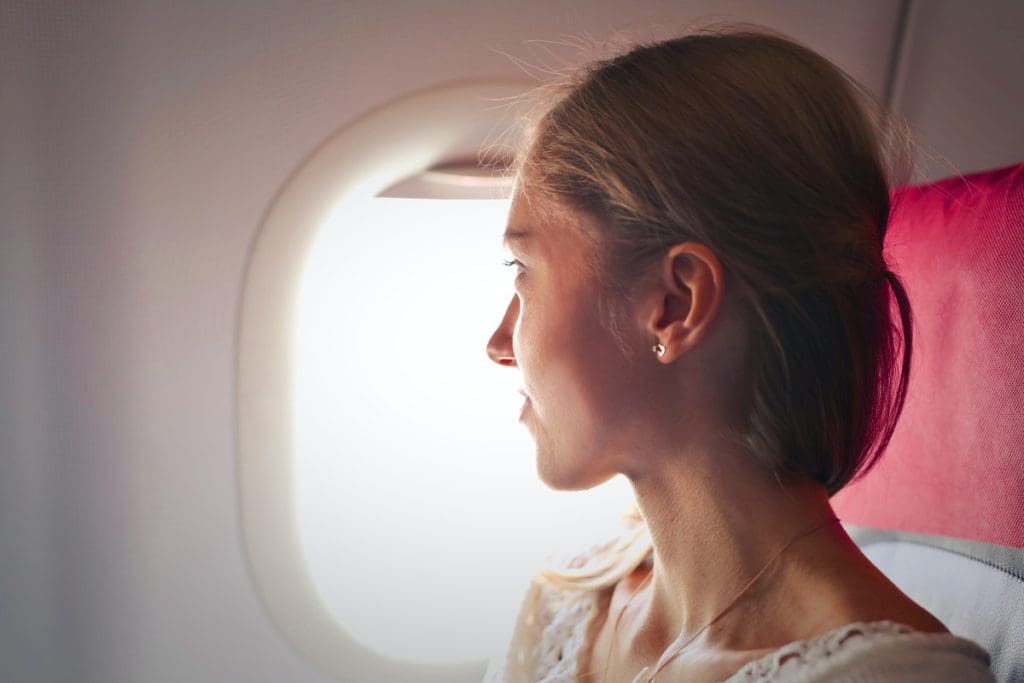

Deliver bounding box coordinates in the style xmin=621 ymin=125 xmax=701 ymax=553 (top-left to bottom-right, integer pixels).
xmin=294 ymin=196 xmax=635 ymax=664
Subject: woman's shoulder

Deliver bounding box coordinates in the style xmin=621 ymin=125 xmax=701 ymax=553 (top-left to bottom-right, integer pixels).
xmin=483 ymin=515 xmax=643 ymax=682
xmin=481 ymin=574 xmax=606 ymax=683
xmin=726 ymin=621 xmax=996 ymax=682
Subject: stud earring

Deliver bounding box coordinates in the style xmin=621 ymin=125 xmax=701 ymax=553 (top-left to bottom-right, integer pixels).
xmin=652 ymin=342 xmax=666 ymax=357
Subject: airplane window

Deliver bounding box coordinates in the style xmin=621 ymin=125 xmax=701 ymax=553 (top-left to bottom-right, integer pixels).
xmin=238 ymin=80 xmax=636 ymax=680
xmin=293 ymin=193 xmax=636 ymax=663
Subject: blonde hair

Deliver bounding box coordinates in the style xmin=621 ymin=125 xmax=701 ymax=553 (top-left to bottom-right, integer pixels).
xmin=537 ymin=504 xmax=653 ymax=593
xmin=508 ymin=26 xmax=914 ymax=591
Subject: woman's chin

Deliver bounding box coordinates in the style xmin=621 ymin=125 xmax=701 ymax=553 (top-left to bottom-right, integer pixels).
xmin=536 ymin=451 xmax=613 ymax=492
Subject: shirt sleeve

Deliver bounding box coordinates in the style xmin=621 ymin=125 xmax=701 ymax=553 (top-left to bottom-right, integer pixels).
xmin=480 ymin=578 xmax=546 ymax=683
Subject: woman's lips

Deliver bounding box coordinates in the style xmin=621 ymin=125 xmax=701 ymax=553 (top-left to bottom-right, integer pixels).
xmin=519 ymin=392 xmax=531 ymax=419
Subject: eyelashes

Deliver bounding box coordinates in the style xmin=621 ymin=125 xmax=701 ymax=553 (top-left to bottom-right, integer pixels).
xmin=503 ymin=258 xmax=525 ymax=284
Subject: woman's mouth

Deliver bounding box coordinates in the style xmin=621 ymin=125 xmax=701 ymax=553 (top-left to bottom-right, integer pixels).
xmin=519 ymin=393 xmax=531 ymax=419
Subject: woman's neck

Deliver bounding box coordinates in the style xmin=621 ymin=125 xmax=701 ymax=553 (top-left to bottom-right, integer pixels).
xmin=621 ymin=437 xmax=841 ymax=660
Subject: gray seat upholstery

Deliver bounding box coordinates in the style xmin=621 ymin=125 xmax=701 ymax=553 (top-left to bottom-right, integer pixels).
xmin=849 ymin=526 xmax=1024 ymax=683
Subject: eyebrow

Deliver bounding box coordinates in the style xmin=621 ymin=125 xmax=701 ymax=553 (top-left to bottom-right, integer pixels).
xmin=501 ymin=230 xmax=532 ymax=248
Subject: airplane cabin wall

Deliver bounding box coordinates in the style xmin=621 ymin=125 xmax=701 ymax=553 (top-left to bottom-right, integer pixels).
xmin=894 ymin=1 xmax=1024 ymax=181
xmin=1 ymin=2 xmax=1020 ymax=682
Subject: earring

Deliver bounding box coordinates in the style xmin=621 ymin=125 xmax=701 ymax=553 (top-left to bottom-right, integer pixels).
xmin=652 ymin=342 xmax=665 ymax=357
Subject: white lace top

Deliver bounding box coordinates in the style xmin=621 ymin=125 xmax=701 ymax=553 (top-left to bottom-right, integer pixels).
xmin=482 ymin=525 xmax=995 ymax=682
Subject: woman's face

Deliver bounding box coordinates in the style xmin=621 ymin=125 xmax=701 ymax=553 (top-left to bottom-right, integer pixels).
xmin=486 ymin=187 xmax=643 ymax=490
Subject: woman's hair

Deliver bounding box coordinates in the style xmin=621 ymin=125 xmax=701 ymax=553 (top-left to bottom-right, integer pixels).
xmin=507 ymin=27 xmax=915 ymax=591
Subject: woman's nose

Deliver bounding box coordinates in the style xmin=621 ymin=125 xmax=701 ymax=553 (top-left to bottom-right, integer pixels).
xmin=486 ymin=295 xmax=518 ymax=367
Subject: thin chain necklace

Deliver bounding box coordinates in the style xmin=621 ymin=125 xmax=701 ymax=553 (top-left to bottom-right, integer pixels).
xmin=593 ymin=515 xmax=841 ymax=683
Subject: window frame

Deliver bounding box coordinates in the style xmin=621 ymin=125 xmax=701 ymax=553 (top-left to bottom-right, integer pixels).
xmin=236 ymin=79 xmax=529 ymax=681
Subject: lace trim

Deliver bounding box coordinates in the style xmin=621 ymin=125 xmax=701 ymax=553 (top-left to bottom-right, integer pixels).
xmin=729 ymin=620 xmax=917 ymax=680
xmin=534 ymin=584 xmax=601 ymax=682
xmin=524 ymin=580 xmax=983 ymax=683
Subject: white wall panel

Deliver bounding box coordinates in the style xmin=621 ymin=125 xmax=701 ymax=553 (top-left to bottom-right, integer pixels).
xmin=894 ymin=0 xmax=1024 ymax=181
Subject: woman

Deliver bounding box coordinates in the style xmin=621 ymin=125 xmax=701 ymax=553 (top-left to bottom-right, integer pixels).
xmin=483 ymin=28 xmax=996 ymax=683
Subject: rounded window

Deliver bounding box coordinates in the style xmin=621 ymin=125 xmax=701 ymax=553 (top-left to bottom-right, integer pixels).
xmin=237 ymin=80 xmax=635 ymax=681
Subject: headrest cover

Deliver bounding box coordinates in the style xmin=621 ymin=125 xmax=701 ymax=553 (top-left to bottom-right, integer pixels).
xmin=833 ymin=163 xmax=1024 ymax=549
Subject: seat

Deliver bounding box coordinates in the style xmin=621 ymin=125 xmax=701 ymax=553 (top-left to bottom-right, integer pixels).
xmin=833 ymin=163 xmax=1024 ymax=683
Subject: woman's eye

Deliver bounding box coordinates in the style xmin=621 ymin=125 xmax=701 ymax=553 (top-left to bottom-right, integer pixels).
xmin=502 ymin=258 xmax=526 ymax=286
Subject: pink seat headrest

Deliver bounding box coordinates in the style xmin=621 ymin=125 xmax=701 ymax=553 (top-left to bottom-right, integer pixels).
xmin=833 ymin=163 xmax=1024 ymax=549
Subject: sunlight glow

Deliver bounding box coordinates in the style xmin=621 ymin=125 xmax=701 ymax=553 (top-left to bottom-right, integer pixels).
xmin=293 ymin=197 xmax=635 ymax=664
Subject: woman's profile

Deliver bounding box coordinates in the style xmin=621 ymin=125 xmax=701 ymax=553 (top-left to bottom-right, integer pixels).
xmin=483 ymin=28 xmax=997 ymax=683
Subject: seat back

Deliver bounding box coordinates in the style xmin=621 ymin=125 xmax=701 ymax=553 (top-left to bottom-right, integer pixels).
xmin=833 ymin=163 xmax=1024 ymax=682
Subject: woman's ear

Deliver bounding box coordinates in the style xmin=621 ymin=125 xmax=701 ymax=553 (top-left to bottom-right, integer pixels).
xmin=641 ymin=242 xmax=724 ymax=362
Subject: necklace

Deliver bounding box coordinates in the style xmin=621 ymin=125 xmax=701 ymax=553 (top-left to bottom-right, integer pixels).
xmin=593 ymin=515 xmax=841 ymax=682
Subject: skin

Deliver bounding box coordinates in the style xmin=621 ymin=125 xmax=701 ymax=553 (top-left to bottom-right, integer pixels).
xmin=486 ymin=184 xmax=947 ymax=682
